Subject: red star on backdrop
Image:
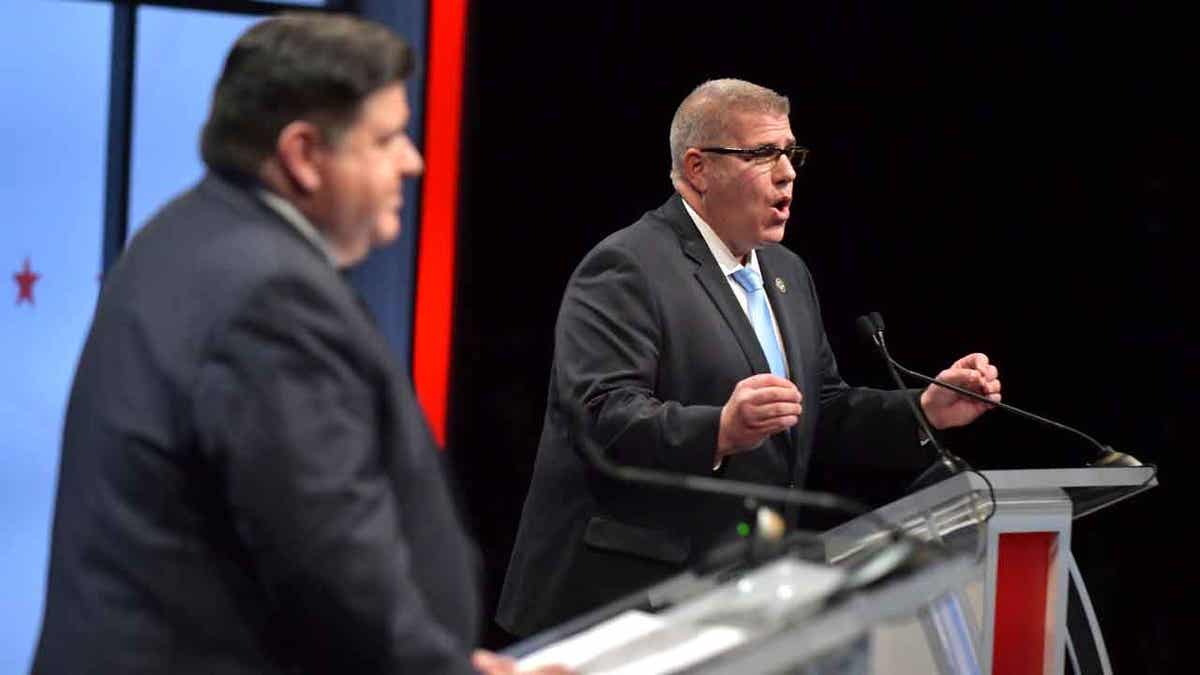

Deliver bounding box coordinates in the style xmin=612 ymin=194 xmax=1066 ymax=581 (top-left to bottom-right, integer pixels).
xmin=14 ymin=257 xmax=40 ymax=305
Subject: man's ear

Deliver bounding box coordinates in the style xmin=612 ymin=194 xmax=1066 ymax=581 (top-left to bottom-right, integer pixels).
xmin=275 ymin=121 xmax=325 ymax=194
xmin=683 ymin=147 xmax=708 ymax=193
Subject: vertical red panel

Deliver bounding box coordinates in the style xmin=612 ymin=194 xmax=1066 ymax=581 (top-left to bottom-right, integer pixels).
xmin=993 ymin=531 xmax=1056 ymax=674
xmin=413 ymin=0 xmax=467 ymax=447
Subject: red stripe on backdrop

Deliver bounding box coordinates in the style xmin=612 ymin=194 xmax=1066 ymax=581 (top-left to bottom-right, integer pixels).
xmin=413 ymin=0 xmax=468 ymax=448
xmin=993 ymin=531 xmax=1056 ymax=675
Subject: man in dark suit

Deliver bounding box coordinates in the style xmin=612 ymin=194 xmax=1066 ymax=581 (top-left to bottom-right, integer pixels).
xmin=32 ymin=14 xmax=552 ymax=675
xmin=496 ymin=78 xmax=1003 ymax=636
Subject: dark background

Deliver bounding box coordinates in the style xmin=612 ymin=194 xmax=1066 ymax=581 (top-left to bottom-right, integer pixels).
xmin=444 ymin=2 xmax=1196 ymax=671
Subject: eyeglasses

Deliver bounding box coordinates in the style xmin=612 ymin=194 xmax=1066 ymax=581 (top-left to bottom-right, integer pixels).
xmin=698 ymin=144 xmax=809 ymax=168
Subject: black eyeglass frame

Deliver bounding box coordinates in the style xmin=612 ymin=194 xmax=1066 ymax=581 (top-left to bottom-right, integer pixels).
xmin=698 ymin=144 xmax=809 ymax=168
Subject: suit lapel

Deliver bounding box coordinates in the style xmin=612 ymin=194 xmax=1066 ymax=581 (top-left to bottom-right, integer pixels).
xmin=759 ymin=248 xmax=811 ymax=473
xmin=661 ymin=197 xmax=771 ymax=376
xmin=661 ymin=196 xmax=801 ymax=476
xmin=757 ymin=250 xmax=806 ymax=386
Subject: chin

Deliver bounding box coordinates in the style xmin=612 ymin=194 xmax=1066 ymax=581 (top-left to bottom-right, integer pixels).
xmin=761 ymin=225 xmax=787 ymax=244
xmin=372 ymin=217 xmax=403 ymax=246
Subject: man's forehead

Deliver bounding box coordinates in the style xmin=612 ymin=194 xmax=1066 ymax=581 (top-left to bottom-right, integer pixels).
xmin=360 ymin=82 xmax=410 ymax=126
xmin=727 ymin=111 xmax=793 ymax=143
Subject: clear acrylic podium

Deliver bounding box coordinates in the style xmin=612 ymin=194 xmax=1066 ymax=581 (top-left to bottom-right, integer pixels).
xmin=823 ymin=466 xmax=1157 ymax=675
xmin=504 ymin=466 xmax=1156 ymax=674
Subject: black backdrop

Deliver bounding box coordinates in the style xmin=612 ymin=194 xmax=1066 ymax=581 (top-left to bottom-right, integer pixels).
xmin=443 ymin=2 xmax=1196 ymax=670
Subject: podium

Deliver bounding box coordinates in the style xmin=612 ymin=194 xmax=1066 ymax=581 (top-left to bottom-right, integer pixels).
xmin=505 ymin=466 xmax=1156 ymax=674
xmin=823 ymin=466 xmax=1157 ymax=675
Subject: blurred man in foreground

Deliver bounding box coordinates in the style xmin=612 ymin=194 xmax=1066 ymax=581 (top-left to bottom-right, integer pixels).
xmin=34 ymin=14 xmax=560 ymax=675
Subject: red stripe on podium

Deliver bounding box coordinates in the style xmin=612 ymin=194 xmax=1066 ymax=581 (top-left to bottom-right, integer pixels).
xmin=993 ymin=531 xmax=1056 ymax=674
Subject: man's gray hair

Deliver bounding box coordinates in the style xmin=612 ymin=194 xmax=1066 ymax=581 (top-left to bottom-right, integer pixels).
xmin=668 ymin=79 xmax=790 ymax=185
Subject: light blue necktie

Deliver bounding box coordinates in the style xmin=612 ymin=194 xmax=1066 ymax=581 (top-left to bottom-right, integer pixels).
xmin=731 ymin=267 xmax=787 ymax=378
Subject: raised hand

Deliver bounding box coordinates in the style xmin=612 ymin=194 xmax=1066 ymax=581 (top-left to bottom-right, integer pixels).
xmin=717 ymin=373 xmax=803 ymax=459
xmin=919 ymin=352 xmax=1001 ymax=429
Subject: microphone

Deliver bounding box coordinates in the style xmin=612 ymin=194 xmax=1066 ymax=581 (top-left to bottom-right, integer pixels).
xmin=568 ymin=411 xmax=942 ymax=584
xmin=578 ymin=433 xmax=873 ymax=527
xmin=862 ymin=312 xmax=1142 ymax=468
xmin=856 ymin=314 xmax=971 ymax=492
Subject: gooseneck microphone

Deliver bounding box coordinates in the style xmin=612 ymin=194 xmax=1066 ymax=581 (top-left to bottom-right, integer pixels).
xmin=567 ymin=406 xmax=948 ymax=584
xmin=856 ymin=314 xmax=971 ymax=492
xmin=576 ymin=429 xmax=873 ymax=522
xmin=861 ymin=312 xmax=1142 ymax=468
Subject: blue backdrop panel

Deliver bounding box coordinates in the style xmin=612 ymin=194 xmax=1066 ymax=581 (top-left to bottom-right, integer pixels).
xmin=127 ymin=6 xmax=258 ymax=237
xmin=346 ymin=0 xmax=429 ymax=365
xmin=0 ymin=2 xmax=112 ymax=670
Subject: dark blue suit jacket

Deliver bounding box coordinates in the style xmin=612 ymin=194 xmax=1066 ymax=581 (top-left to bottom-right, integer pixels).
xmin=496 ymin=194 xmax=927 ymax=636
xmin=34 ymin=174 xmax=480 ymax=674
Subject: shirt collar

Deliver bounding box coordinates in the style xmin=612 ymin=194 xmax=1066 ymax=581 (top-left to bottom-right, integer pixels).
xmin=255 ymin=188 xmax=340 ymax=268
xmin=680 ymin=196 xmax=762 ymax=277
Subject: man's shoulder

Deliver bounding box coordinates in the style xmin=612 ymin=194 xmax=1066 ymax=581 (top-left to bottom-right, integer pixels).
xmin=131 ymin=176 xmax=329 ymax=285
xmin=588 ymin=194 xmax=688 ymax=257
xmin=104 ymin=176 xmax=351 ymax=345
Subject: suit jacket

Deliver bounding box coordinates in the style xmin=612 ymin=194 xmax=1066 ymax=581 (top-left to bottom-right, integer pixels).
xmin=496 ymin=194 xmax=929 ymax=636
xmin=33 ymin=174 xmax=480 ymax=674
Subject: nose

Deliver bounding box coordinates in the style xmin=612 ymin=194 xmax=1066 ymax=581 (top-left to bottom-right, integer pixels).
xmin=396 ymin=136 xmax=424 ymax=178
xmin=774 ymin=152 xmax=796 ymax=183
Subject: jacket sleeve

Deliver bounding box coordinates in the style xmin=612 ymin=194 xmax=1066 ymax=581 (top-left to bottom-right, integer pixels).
xmin=802 ymin=267 xmax=930 ymax=471
xmin=555 ymin=242 xmax=721 ymax=476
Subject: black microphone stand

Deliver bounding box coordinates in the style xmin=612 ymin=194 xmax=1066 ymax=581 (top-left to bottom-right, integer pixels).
xmin=569 ymin=421 xmax=949 ymax=590
xmin=865 ymin=312 xmax=1142 ymax=468
xmin=579 ymin=435 xmax=868 ymax=567
xmin=857 ymin=315 xmax=972 ymax=492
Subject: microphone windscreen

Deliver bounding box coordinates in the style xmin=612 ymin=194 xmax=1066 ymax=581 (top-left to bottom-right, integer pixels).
xmin=855 ymin=315 xmax=878 ymax=344
xmin=869 ymin=311 xmax=885 ymax=334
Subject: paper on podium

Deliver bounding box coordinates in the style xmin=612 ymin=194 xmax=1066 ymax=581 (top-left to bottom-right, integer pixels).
xmin=515 ymin=610 xmax=746 ymax=674
xmin=515 ymin=557 xmax=845 ymax=674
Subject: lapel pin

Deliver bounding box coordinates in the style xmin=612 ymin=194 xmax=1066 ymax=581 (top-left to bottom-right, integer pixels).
xmin=774 ymin=277 xmax=787 ymax=294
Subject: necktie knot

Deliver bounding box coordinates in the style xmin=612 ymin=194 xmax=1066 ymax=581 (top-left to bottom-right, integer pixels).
xmin=731 ymin=266 xmax=763 ymax=293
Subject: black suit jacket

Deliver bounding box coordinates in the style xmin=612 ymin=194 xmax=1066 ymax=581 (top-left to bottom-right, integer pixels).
xmin=33 ymin=174 xmax=480 ymax=674
xmin=496 ymin=194 xmax=929 ymax=636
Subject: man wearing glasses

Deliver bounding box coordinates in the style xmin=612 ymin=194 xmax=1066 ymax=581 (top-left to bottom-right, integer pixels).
xmin=496 ymin=78 xmax=1001 ymax=637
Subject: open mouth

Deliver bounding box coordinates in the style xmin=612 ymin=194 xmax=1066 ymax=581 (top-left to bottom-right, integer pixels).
xmin=771 ymin=196 xmax=792 ymax=219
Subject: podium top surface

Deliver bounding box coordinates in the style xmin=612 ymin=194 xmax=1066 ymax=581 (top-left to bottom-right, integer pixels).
xmin=891 ymin=465 xmax=1154 ymax=520
xmin=822 ymin=466 xmax=1156 ymax=564
xmin=972 ymin=466 xmax=1157 ymax=491
xmin=957 ymin=466 xmax=1155 ymax=519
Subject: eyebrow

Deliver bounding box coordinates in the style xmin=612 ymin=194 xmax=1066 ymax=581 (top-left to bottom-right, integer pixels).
xmin=750 ymin=138 xmax=797 ymax=148
xmin=750 ymin=142 xmax=798 ymax=151
xmin=379 ymin=124 xmax=409 ymax=140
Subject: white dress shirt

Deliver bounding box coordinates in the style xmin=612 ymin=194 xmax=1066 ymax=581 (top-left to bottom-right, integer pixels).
xmin=681 ymin=197 xmax=790 ymax=377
